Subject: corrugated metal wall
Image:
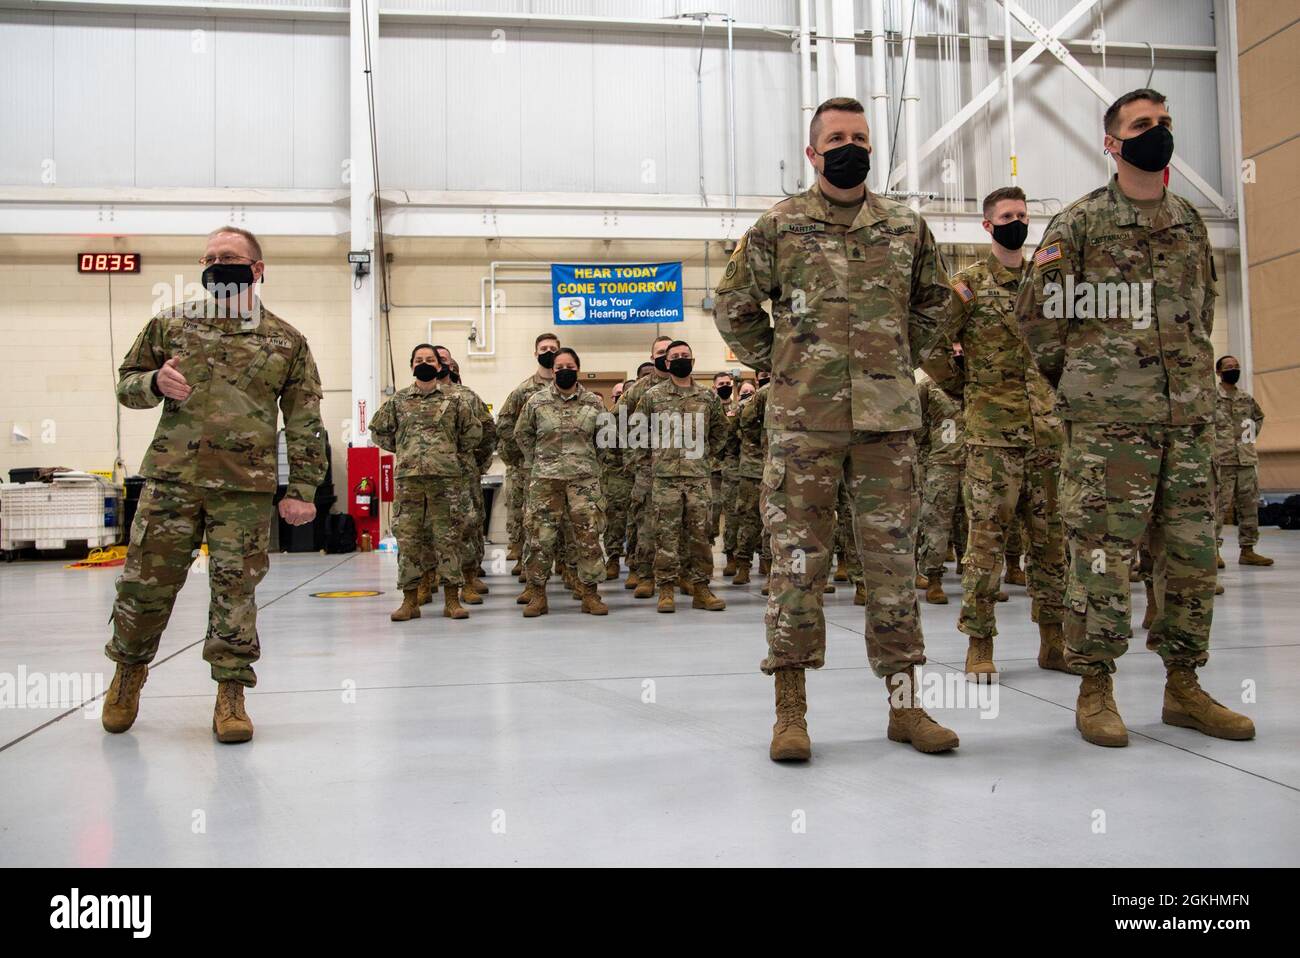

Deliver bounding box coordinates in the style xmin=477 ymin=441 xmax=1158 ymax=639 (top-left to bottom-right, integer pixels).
xmin=0 ymin=1 xmax=1227 ymax=209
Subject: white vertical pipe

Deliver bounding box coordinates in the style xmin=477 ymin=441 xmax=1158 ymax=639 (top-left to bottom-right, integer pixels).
xmin=350 ymin=0 xmax=379 ymax=445
xmin=869 ymin=0 xmax=891 ymax=194
xmin=726 ymin=7 xmax=737 ymax=207
xmin=815 ymin=0 xmax=831 ymax=105
xmin=901 ymin=0 xmax=920 ymax=208
xmin=830 ymin=0 xmax=856 ymax=98
xmin=799 ymin=0 xmax=815 ymax=186
xmin=1004 ymin=0 xmax=1017 ymax=184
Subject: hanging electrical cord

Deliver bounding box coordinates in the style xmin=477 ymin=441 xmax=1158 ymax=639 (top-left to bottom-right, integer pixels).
xmin=360 ymin=0 xmax=396 ymax=392
xmin=695 ymin=15 xmax=710 ymax=207
xmin=887 ymin=0 xmax=919 ymax=192
xmin=106 ymin=273 xmax=125 ymax=484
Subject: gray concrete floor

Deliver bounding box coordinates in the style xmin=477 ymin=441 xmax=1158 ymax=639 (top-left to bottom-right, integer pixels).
xmin=1 ymin=529 xmax=1297 ymax=867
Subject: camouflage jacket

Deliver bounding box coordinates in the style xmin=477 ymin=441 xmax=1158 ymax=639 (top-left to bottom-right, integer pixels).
xmin=116 ymin=300 xmax=325 ymax=501
xmin=1016 ymin=176 xmax=1217 ymax=425
xmin=736 ymin=384 xmax=770 ymax=479
xmin=916 ymin=374 xmax=965 ymax=467
xmin=451 ymin=383 xmax=498 ymax=475
xmin=639 ymin=379 xmax=729 ymax=479
xmin=714 ymin=185 xmax=955 ymax=432
xmin=719 ymin=399 xmax=743 ymax=475
xmin=369 ymin=382 xmax=481 ymax=479
xmin=617 ymin=372 xmax=671 ymax=474
xmin=515 ymin=382 xmax=612 ymax=481
xmin=496 ymin=371 xmax=551 ymax=469
xmin=1214 ymin=383 xmax=1265 ymax=466
xmin=924 ymin=253 xmax=1062 ymax=448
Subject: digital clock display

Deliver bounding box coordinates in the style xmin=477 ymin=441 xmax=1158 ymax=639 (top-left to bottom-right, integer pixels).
xmin=78 ymin=253 xmax=140 ymax=273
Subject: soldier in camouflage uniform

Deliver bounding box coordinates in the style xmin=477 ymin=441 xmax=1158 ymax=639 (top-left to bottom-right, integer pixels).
xmin=497 ymin=334 xmax=562 ymax=573
xmin=833 ymin=481 xmax=865 ymax=604
xmin=437 ymin=349 xmax=498 ymax=604
xmin=711 ymin=371 xmax=741 ymax=574
xmin=915 ymin=371 xmax=966 ymax=607
xmin=620 ymin=337 xmax=676 ymax=598
xmin=1018 ymin=89 xmax=1254 ymax=746
xmin=601 ymin=379 xmax=636 ymax=580
xmin=639 ymin=341 xmax=729 ymax=612
xmin=1213 ymin=355 xmax=1271 ymax=566
xmin=926 ymin=186 xmax=1069 ymax=678
xmin=733 ymin=381 xmax=772 ymax=586
xmin=103 ymin=226 xmax=325 ymax=744
xmin=514 ymin=348 xmax=612 ymax=616
xmin=715 ymin=97 xmax=960 ymax=759
xmin=617 ymin=365 xmax=654 ymax=584
xmin=370 ymin=345 xmax=482 ymax=624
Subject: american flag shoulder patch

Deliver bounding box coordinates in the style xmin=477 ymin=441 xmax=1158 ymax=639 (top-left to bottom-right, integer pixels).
xmin=952 ymin=280 xmax=974 ymax=303
xmin=1034 ymin=244 xmax=1063 ymax=267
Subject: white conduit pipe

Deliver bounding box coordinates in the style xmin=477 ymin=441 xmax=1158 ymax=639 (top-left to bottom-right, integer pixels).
xmin=869 ymin=0 xmax=891 ymax=194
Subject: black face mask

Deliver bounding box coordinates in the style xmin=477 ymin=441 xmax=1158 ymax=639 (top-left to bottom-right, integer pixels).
xmin=653 ymin=355 xmax=668 ymax=373
xmin=555 ymin=368 xmax=578 ymax=390
xmin=991 ymin=219 xmax=1029 ymax=251
xmin=739 ymin=392 xmax=755 ymax=403
xmin=716 ymin=384 xmax=733 ymax=400
xmin=449 ymin=371 xmax=461 ymax=385
xmin=757 ymin=376 xmax=770 ymax=388
xmin=433 ymin=364 xmax=450 ymax=379
xmin=1115 ymin=124 xmax=1174 ymax=173
xmin=538 ymin=350 xmax=557 ymax=369
xmin=1221 ymin=369 xmax=1240 ymax=385
xmin=413 ymin=362 xmax=436 ymax=383
xmin=816 ymin=143 xmax=871 ymax=190
xmin=202 ymin=263 xmax=256 ymax=300
xmin=668 ymin=358 xmax=694 ymax=379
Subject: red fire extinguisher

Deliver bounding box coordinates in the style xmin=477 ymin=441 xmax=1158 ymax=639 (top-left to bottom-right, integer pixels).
xmin=354 ymin=476 xmax=378 ymax=517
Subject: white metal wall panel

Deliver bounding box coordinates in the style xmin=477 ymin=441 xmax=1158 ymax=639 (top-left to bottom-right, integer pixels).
xmin=732 ymin=38 xmax=804 ymax=195
xmin=592 ymin=33 xmax=668 ymax=193
xmin=376 ymin=23 xmax=448 ymax=191
xmin=662 ymin=31 xmax=732 ymax=198
xmin=444 ymin=24 xmax=523 ymax=190
xmin=134 ymin=15 xmax=217 ymax=188
xmin=53 ymin=13 xmax=136 ymax=187
xmin=212 ymin=18 xmax=295 ymax=187
xmin=0 ymin=12 xmax=54 ymax=187
xmin=519 ymin=28 xmax=595 ymax=192
xmin=292 ymin=21 xmax=349 ymax=188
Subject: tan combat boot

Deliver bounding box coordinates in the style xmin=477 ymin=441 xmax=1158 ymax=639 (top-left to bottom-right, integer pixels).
xmin=770 ymin=670 xmax=812 ymax=761
xmin=213 ymin=681 xmax=254 ymax=744
xmin=515 ymin=582 xmax=535 ymax=605
xmin=1215 ymin=549 xmax=1225 ymax=570
xmin=995 ymin=590 xmax=1009 ymax=603
xmin=101 ymin=663 xmax=148 ymax=733
xmin=854 ymin=583 xmax=866 ymax=605
xmin=761 ymin=580 xmax=770 ymax=596
xmin=580 ymin=581 xmax=609 ymax=616
xmin=925 ymin=574 xmax=948 ymax=605
xmin=677 ymin=578 xmax=694 ymax=597
xmin=1215 ymin=582 xmax=1225 ymax=595
xmin=723 ymin=553 xmax=737 ymax=577
xmin=511 ymin=560 xmax=523 ymax=577
xmin=523 ymin=588 xmax=549 ymax=617
xmin=624 ymin=571 xmax=640 ymax=590
xmin=884 ymin=666 xmax=959 ymax=753
xmin=964 ymin=637 xmax=997 ymax=678
xmin=833 ymin=558 xmax=848 ymax=583
xmin=416 ymin=571 xmax=434 ymax=606
xmin=1163 ymin=668 xmax=1255 ymax=740
xmin=467 ymin=574 xmax=490 ymax=595
xmin=1005 ymin=563 xmax=1027 ymax=587
xmin=1239 ymin=547 xmax=1273 ymax=567
xmin=561 ymin=567 xmax=578 ymax=594
xmin=506 ymin=544 xmax=520 ymax=562
xmin=391 ymin=589 xmax=422 ymax=621
xmin=692 ymin=583 xmax=726 ymax=611
xmin=657 ymin=586 xmax=676 ymax=613
xmin=443 ymin=584 xmax=469 ymax=620
xmin=759 ymin=557 xmax=770 ymax=576
xmin=915 ymin=573 xmax=929 ymax=590
xmin=460 ymin=582 xmax=484 ymax=605
xmin=633 ymin=577 xmax=655 ymax=599
xmin=734 ymin=564 xmax=751 ymax=585
xmin=604 ymin=557 xmax=620 ymax=580
xmin=1037 ymin=622 xmax=1070 ymax=672
xmin=1141 ymin=581 xmax=1156 ymax=631
xmin=1076 ymin=673 xmax=1128 ymax=747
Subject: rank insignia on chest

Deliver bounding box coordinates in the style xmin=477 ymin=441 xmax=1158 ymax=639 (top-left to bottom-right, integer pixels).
xmin=1034 ymin=244 xmax=1063 ymax=267
xmin=952 ymin=281 xmax=974 ymax=303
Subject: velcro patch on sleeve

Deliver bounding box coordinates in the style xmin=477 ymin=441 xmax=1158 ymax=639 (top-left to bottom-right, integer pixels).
xmin=1033 ymin=243 xmax=1063 ymax=267
xmin=952 ymin=280 xmax=974 ymax=303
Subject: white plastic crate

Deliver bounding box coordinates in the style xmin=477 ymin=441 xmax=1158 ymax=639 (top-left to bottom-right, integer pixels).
xmin=0 ymin=473 xmax=122 ymax=552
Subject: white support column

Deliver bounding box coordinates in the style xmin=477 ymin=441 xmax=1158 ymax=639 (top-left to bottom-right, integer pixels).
xmin=815 ymin=0 xmax=831 ymax=105
xmin=900 ymin=0 xmax=920 ymax=208
xmin=350 ymin=0 xmax=380 ymax=447
xmin=1216 ymin=0 xmax=1252 ymax=387
xmin=799 ymin=0 xmax=815 ymax=185
xmin=869 ymin=0 xmax=891 ymax=194
xmin=829 ymin=0 xmax=855 ymax=98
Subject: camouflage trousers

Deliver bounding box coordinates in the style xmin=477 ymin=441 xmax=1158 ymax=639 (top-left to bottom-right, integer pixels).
xmin=835 ymin=478 xmax=863 ymax=584
xmin=1060 ymin=422 xmax=1215 ymax=675
xmin=760 ymin=430 xmax=925 ymax=678
xmin=106 ymin=479 xmax=273 ymax=687
xmin=1215 ymin=463 xmax=1260 ymax=548
xmin=734 ymin=474 xmax=772 ymax=563
xmin=602 ymin=470 xmax=633 ymax=560
xmin=394 ymin=476 xmax=470 ymax=591
xmin=653 ymin=475 xmax=714 ymax=588
xmin=959 ymin=445 xmax=1066 ymax=639
xmin=621 ymin=469 xmax=640 ymax=562
xmin=721 ymin=472 xmax=740 ymax=553
xmin=710 ymin=471 xmax=725 ymax=542
xmin=525 ymin=476 xmax=607 ymax=587
xmin=917 ymin=462 xmax=964 ymax=579
xmin=460 ymin=477 xmax=486 ymax=577
xmin=506 ymin=464 xmax=527 ymax=551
